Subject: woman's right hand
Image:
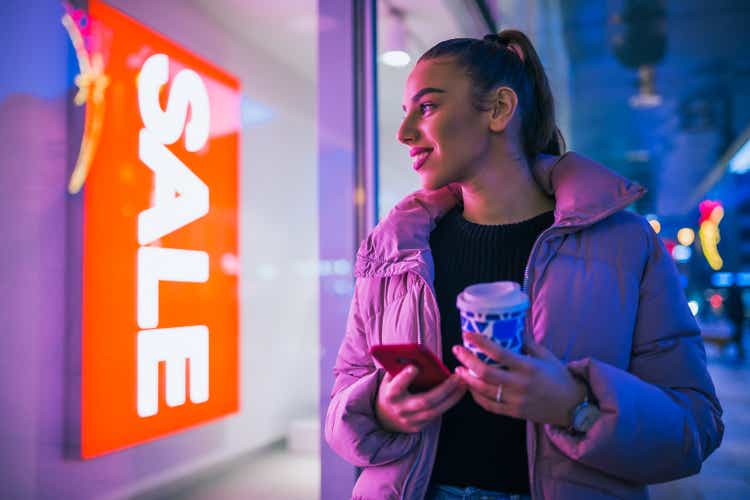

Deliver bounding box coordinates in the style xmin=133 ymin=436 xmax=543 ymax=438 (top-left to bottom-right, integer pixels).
xmin=375 ymin=366 xmax=467 ymax=434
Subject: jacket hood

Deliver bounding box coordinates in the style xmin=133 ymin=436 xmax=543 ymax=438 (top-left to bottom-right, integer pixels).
xmin=354 ymin=151 xmax=645 ymax=280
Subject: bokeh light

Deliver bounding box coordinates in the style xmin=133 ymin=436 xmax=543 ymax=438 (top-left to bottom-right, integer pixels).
xmin=677 ymin=227 xmax=695 ymax=246
xmin=688 ymin=300 xmax=700 ymax=316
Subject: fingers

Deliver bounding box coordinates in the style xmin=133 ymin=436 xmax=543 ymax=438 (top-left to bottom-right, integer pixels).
xmin=455 ymin=366 xmax=517 ymax=403
xmin=385 ymin=365 xmax=420 ymax=399
xmin=452 ymin=344 xmax=516 ymax=384
xmin=400 ymin=375 xmax=465 ymax=415
xmin=462 ymin=333 xmax=526 ymax=370
xmin=455 ymin=365 xmax=495 ymax=399
xmin=469 ymin=388 xmax=510 ymax=416
xmin=407 ymin=382 xmax=467 ymax=427
xmin=454 ymin=367 xmax=519 ymax=417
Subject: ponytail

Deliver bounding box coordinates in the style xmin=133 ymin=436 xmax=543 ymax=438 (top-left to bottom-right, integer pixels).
xmin=495 ymin=30 xmax=565 ymax=156
xmin=420 ymin=30 xmax=566 ymax=158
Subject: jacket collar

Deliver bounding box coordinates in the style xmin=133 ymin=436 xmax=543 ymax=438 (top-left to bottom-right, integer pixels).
xmin=354 ymin=152 xmax=645 ymax=280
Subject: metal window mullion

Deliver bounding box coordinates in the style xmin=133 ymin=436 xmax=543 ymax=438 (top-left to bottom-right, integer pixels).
xmin=353 ymin=0 xmax=379 ymax=251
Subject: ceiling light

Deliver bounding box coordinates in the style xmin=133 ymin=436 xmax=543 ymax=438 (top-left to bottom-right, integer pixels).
xmin=381 ymin=6 xmax=410 ymax=68
xmin=381 ymin=50 xmax=410 ymax=67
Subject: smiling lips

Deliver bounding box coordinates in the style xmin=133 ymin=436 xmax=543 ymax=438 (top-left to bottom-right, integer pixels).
xmin=410 ymin=147 xmax=433 ymax=171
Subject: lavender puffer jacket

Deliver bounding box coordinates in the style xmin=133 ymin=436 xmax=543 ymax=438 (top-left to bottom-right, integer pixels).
xmin=325 ymin=152 xmax=724 ymax=499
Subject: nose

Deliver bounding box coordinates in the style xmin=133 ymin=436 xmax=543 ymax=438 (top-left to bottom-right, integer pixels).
xmin=397 ymin=114 xmax=417 ymax=145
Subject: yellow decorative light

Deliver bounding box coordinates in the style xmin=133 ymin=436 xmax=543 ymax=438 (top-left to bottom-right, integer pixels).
xmin=62 ymin=12 xmax=110 ymax=194
xmin=709 ymin=205 xmax=724 ymax=224
xmin=699 ymin=221 xmax=723 ymax=270
xmin=648 ymin=219 xmax=661 ymax=234
xmin=677 ymin=227 xmax=695 ymax=246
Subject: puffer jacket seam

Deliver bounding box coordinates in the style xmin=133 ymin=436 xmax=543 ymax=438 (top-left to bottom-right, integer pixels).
xmin=358 ymin=287 xmax=412 ymax=324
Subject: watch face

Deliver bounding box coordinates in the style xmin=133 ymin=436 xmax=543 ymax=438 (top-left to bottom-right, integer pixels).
xmin=574 ymin=405 xmax=601 ymax=432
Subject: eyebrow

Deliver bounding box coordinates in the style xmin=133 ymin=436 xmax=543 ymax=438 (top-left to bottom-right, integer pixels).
xmin=402 ymin=87 xmax=446 ymax=111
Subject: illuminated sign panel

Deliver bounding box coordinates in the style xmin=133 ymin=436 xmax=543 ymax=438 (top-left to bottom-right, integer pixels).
xmin=81 ymin=0 xmax=240 ymax=458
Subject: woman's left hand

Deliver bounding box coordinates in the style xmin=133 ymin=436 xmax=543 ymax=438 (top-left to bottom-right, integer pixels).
xmin=453 ymin=332 xmax=586 ymax=427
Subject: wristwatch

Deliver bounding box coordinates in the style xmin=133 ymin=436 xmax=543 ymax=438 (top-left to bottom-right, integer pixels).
xmin=569 ymin=382 xmax=600 ymax=434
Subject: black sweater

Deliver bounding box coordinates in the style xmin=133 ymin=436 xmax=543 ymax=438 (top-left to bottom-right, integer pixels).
xmin=428 ymin=205 xmax=554 ymax=493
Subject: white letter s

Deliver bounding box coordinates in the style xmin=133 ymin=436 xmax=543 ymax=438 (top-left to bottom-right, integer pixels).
xmin=138 ymin=53 xmax=210 ymax=151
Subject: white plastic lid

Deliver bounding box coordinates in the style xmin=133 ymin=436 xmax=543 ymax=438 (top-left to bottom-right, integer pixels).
xmin=456 ymin=281 xmax=529 ymax=315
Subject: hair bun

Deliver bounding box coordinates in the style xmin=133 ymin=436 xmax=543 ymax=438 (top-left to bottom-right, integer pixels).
xmin=506 ymin=42 xmax=525 ymax=62
xmin=482 ymin=34 xmax=506 ymax=46
xmin=483 ymin=33 xmax=525 ymax=62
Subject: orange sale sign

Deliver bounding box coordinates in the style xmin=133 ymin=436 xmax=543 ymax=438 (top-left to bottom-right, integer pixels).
xmin=79 ymin=0 xmax=240 ymax=458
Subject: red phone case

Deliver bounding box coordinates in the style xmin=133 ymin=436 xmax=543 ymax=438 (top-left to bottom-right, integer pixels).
xmin=370 ymin=343 xmax=451 ymax=392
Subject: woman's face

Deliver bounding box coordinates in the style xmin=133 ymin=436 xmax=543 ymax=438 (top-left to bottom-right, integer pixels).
xmin=398 ymin=57 xmax=492 ymax=190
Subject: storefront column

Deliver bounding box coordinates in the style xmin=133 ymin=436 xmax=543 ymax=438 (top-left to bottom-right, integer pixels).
xmin=318 ymin=1 xmax=378 ymax=498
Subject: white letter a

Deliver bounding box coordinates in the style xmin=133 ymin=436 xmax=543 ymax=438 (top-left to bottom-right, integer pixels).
xmin=138 ymin=128 xmax=209 ymax=245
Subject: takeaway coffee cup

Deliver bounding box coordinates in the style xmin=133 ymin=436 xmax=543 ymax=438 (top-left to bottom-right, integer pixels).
xmin=456 ymin=281 xmax=529 ymax=364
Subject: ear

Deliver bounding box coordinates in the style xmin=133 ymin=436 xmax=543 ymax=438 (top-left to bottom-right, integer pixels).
xmin=488 ymin=87 xmax=518 ymax=133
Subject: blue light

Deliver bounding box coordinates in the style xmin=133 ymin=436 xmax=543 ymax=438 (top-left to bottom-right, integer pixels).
xmin=672 ymin=244 xmax=692 ymax=262
xmin=711 ymin=272 xmax=734 ymax=287
xmin=728 ymin=138 xmax=750 ymax=174
xmin=678 ymin=274 xmax=688 ymax=289
xmin=736 ymin=273 xmax=750 ymax=287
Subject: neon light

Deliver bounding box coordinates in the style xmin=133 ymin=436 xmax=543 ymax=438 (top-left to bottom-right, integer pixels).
xmin=699 ymin=200 xmax=722 ymax=225
xmin=699 ymin=221 xmax=723 ymax=270
xmin=62 ymin=11 xmax=110 ymax=194
xmin=699 ymin=200 xmax=724 ymax=270
xmin=709 ymin=205 xmax=724 ymax=224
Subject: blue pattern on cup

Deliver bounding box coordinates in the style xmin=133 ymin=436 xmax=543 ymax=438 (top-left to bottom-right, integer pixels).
xmin=460 ymin=309 xmax=524 ymax=362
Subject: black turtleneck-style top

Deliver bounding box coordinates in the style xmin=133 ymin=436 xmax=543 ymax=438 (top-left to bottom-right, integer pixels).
xmin=428 ymin=205 xmax=554 ymax=493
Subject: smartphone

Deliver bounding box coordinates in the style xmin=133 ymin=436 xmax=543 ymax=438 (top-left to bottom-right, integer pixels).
xmin=370 ymin=343 xmax=451 ymax=393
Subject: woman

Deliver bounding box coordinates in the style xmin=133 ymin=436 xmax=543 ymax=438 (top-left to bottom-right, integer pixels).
xmin=325 ymin=30 xmax=723 ymax=500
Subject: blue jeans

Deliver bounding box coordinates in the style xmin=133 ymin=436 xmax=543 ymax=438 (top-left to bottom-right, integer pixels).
xmin=425 ymin=484 xmax=531 ymax=500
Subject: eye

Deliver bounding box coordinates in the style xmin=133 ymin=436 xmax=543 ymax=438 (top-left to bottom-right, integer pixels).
xmin=419 ymin=102 xmax=435 ymax=114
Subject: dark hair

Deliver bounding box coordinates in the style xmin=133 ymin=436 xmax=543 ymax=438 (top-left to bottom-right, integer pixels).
xmin=419 ymin=30 xmax=565 ymax=158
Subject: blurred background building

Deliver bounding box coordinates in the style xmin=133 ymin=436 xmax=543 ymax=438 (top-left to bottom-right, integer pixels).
xmin=1 ymin=0 xmax=749 ymax=499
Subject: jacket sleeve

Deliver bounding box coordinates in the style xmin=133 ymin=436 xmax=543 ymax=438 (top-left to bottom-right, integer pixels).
xmin=324 ymin=277 xmax=419 ymax=467
xmin=545 ymin=220 xmax=724 ymax=484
